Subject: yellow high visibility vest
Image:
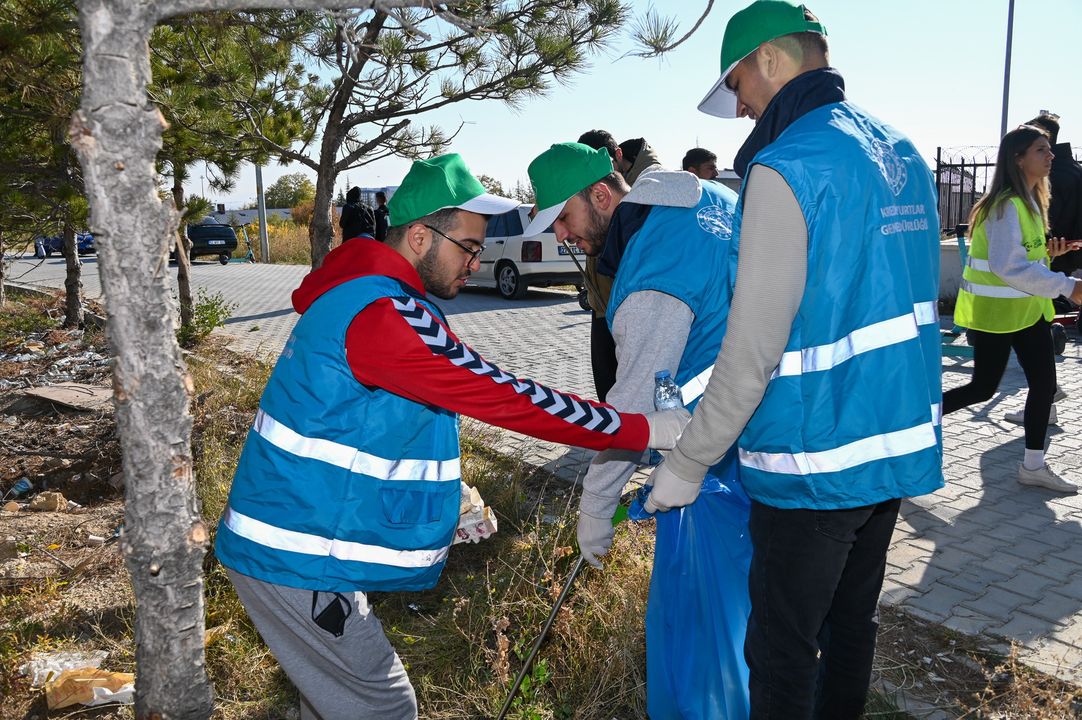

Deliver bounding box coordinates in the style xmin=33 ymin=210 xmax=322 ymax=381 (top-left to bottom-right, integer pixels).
xmin=954 ymin=196 xmax=1052 ymax=333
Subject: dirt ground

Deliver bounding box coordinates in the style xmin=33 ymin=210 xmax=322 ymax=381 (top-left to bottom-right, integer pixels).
xmin=0 ymin=299 xmax=132 ymax=718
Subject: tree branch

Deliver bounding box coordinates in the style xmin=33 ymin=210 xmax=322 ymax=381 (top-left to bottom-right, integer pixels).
xmin=628 ymin=0 xmax=714 ymax=58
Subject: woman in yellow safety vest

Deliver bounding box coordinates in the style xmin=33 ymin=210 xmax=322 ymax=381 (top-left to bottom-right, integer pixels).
xmin=946 ymin=124 xmax=1082 ymax=494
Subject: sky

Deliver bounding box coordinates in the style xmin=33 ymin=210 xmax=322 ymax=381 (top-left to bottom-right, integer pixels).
xmin=186 ymin=0 xmax=1082 ymax=209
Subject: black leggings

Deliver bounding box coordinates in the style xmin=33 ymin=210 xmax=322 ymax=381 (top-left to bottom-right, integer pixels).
xmin=942 ymin=317 xmax=1056 ymax=450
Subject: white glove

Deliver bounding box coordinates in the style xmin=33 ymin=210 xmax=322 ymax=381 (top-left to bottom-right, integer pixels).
xmin=645 ymin=407 xmax=692 ymax=450
xmin=577 ymin=511 xmax=615 ymax=568
xmin=643 ymin=460 xmax=705 ymax=514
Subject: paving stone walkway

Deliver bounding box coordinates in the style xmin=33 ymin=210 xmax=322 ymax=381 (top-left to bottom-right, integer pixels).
xmin=9 ymin=254 xmax=1082 ymax=685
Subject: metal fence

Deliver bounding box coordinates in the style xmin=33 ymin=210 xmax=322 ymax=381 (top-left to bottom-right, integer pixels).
xmin=934 ymin=146 xmax=994 ymax=234
xmin=935 ymin=145 xmax=1082 ymax=235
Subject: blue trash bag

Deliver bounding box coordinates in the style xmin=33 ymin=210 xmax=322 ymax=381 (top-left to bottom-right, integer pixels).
xmin=629 ymin=456 xmax=752 ymax=719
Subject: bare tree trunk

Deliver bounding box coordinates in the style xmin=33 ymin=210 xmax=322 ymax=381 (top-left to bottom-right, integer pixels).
xmin=62 ymin=222 xmax=84 ymax=328
xmin=0 ymin=230 xmax=6 ymax=308
xmin=173 ymin=176 xmax=194 ymax=329
xmin=308 ymin=159 xmax=338 ymax=268
xmin=70 ymin=1 xmax=214 ymax=717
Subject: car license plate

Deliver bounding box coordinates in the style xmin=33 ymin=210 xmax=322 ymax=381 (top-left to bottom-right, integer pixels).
xmin=557 ymin=245 xmax=583 ymax=256
xmin=208 ymin=240 xmax=226 ymax=245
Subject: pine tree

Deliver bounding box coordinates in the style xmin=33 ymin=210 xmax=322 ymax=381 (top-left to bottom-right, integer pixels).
xmin=239 ymin=1 xmax=630 ymax=267
xmin=151 ymin=10 xmax=312 ymax=330
xmin=0 ymin=0 xmax=86 ymax=327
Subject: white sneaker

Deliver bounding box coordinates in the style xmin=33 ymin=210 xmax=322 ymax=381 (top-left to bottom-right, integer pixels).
xmin=1017 ymin=463 xmax=1078 ymax=494
xmin=1004 ymin=406 xmax=1058 ymax=425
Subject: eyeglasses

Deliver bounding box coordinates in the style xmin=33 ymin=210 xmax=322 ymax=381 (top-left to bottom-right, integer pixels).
xmin=422 ymin=224 xmax=486 ymax=263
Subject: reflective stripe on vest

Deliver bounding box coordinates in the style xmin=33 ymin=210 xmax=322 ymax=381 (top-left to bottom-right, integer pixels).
xmin=962 ymin=257 xmax=1031 ymax=298
xmin=959 ymin=280 xmax=1030 ymax=299
xmin=254 ymin=409 xmax=461 ymax=483
xmin=772 ymin=301 xmax=937 ymax=379
xmin=739 ymin=403 xmax=941 ymax=476
xmin=223 ymin=506 xmax=450 ymax=568
xmin=678 ymin=301 xmax=937 ymax=402
xmin=953 ymin=197 xmax=1052 ymax=333
xmin=968 ymin=257 xmax=991 ymax=273
xmin=679 ymin=366 xmax=714 ymax=406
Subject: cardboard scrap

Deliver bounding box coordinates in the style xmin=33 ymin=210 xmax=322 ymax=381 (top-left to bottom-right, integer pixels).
xmin=45 ymin=667 xmax=134 ymax=709
xmin=23 ymin=383 xmax=113 ymax=412
xmin=2 ymin=501 xmax=20 ymax=512
xmin=29 ymin=491 xmax=66 ymax=512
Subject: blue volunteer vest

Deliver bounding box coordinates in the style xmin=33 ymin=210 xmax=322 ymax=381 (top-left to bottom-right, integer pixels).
xmin=734 ymin=102 xmax=944 ymax=509
xmin=215 ymin=275 xmax=463 ymax=592
xmin=607 ymin=181 xmax=741 ymax=459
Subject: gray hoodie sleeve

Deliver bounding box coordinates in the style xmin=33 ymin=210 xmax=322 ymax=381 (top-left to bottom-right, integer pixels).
xmin=986 ymin=201 xmax=1076 ymax=299
xmin=578 ymin=290 xmax=692 ymax=519
xmin=664 ymin=165 xmax=807 ymax=478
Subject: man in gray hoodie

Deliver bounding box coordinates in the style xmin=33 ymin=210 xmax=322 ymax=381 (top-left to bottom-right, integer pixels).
xmin=524 ymin=141 xmax=749 ymax=716
xmin=524 ymin=142 xmax=739 ymax=566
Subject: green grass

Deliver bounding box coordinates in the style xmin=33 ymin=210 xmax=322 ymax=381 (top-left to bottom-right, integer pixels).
xmin=0 ymin=292 xmax=58 ymax=346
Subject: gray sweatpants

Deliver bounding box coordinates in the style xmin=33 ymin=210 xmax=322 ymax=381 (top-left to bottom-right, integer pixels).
xmin=226 ymin=568 xmax=417 ymax=720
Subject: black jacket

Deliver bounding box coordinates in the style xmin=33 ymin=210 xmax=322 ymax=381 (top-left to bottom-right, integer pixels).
xmin=340 ymin=202 xmax=375 ymax=241
xmin=1047 ymin=142 xmax=1082 ymax=274
xmin=374 ymin=204 xmax=389 ymax=242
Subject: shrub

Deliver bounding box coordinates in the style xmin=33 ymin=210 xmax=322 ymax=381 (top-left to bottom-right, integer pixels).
xmin=177 ymin=288 xmax=238 ymax=347
xmin=291 ymin=200 xmax=314 ymax=227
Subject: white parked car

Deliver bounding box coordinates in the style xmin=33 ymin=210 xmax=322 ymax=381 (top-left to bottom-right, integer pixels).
xmin=469 ymin=204 xmax=585 ymax=300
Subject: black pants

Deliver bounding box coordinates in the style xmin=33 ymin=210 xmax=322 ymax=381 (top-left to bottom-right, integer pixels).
xmin=942 ymin=317 xmax=1056 ymax=450
xmin=746 ymin=498 xmax=901 ymax=720
xmin=590 ymin=315 xmax=618 ymax=402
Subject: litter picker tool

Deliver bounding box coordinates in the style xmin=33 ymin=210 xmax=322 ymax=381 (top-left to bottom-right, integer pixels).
xmin=495 ymin=505 xmax=628 ymax=720
xmin=495 ymin=554 xmax=585 ymax=720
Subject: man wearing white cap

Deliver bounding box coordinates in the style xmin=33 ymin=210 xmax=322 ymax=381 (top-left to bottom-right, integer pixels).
xmin=645 ymin=2 xmax=944 ymax=718
xmin=216 ymin=153 xmax=689 ymax=719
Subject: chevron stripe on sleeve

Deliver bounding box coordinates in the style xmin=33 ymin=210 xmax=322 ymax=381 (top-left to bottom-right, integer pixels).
xmin=390 ymin=297 xmax=621 ymax=434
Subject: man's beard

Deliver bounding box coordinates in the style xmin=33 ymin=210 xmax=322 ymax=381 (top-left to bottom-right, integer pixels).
xmin=417 ymin=239 xmax=463 ymax=300
xmin=581 ymin=200 xmax=609 ymax=256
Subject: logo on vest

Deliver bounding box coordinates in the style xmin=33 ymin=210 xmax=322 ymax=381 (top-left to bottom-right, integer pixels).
xmin=697 ymin=205 xmax=734 ymax=239
xmin=870 ymin=139 xmax=907 ymax=196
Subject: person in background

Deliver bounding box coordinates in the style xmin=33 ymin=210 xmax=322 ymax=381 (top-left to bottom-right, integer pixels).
xmin=216 ymin=153 xmax=689 ymax=720
xmin=1027 ymin=112 xmax=1082 ymax=276
xmin=617 ymin=137 xmax=662 ymax=185
xmin=683 ymin=147 xmax=720 ymax=180
xmin=374 ymin=190 xmax=390 ymax=242
xmin=645 ymin=2 xmax=944 ymax=717
xmin=997 ymin=112 xmax=1077 ymax=423
xmin=340 ymin=186 xmax=375 ymax=242
xmin=946 ymin=124 xmax=1082 ymax=494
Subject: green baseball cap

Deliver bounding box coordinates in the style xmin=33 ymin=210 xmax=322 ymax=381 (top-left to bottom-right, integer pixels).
xmin=698 ymin=0 xmax=827 ymax=118
xmin=387 ymin=153 xmax=518 ymax=227
xmin=523 ymin=142 xmax=614 ymax=237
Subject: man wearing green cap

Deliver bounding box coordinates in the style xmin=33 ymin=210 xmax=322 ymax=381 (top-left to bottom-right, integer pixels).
xmin=215 ymin=153 xmax=690 ymax=719
xmin=526 ymin=141 xmax=751 ymax=717
xmin=646 ymin=2 xmax=943 ymax=718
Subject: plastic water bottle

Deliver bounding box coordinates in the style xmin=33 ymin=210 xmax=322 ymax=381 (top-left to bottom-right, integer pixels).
xmin=649 ymin=371 xmax=682 ymax=466
xmin=3 ymin=478 xmax=32 ymax=502
xmin=653 ymin=370 xmax=682 ymax=411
